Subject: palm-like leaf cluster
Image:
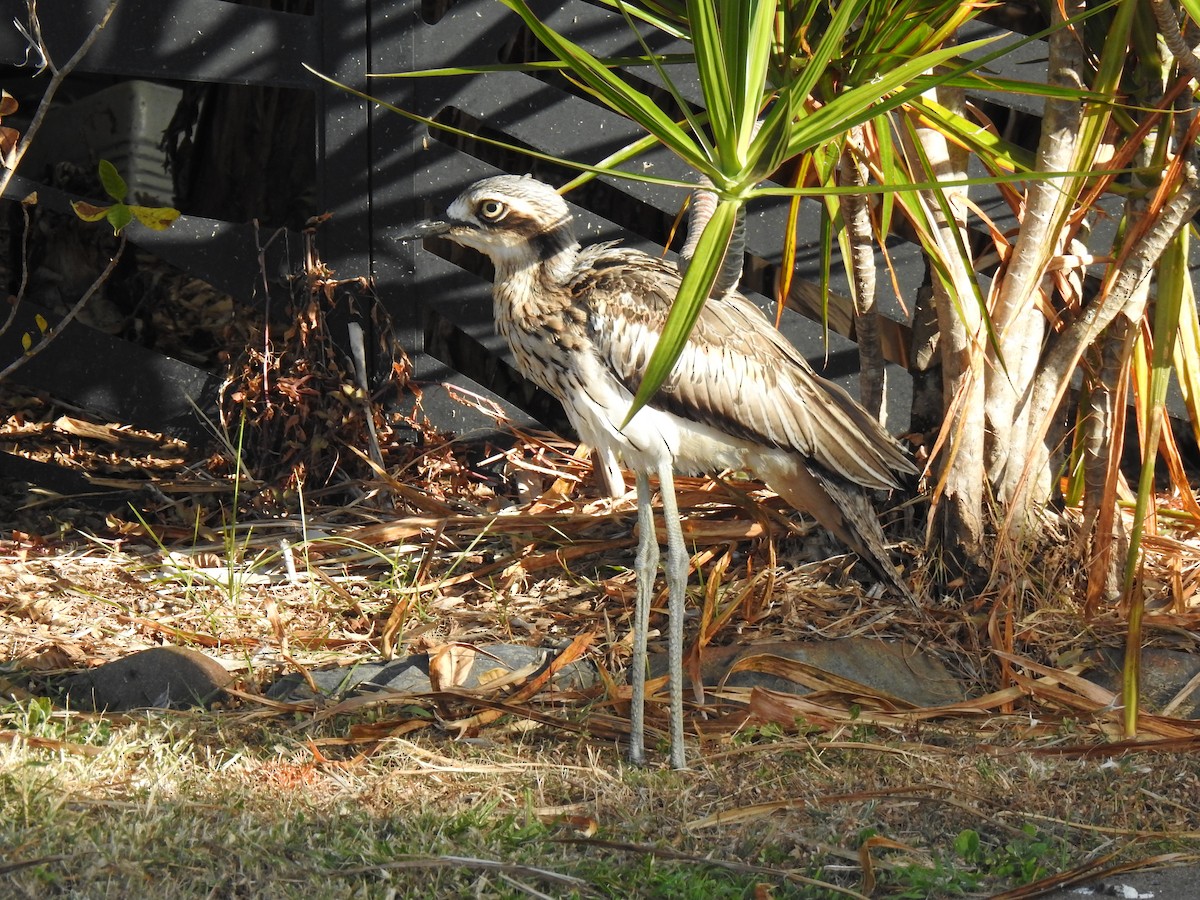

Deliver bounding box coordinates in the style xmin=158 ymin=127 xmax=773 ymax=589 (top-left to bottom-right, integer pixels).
xmin=370 ymin=0 xmax=1200 ymax=732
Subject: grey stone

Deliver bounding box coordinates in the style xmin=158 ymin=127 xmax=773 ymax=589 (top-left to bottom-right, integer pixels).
xmin=266 ymin=643 xmax=598 ymax=702
xmin=681 ymin=638 xmax=966 ymax=707
xmin=1039 ymin=866 xmax=1200 ymax=900
xmin=1081 ymin=647 xmax=1200 ymax=718
xmin=62 ymin=646 xmax=231 ymax=711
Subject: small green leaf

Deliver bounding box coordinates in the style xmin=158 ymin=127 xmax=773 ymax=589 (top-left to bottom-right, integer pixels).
xmin=34 ymin=313 xmax=47 ymax=334
xmin=954 ymin=829 xmax=981 ymax=860
xmin=71 ymin=200 xmax=110 ymax=222
xmin=98 ymin=159 xmax=127 ymax=202
xmin=130 ymin=205 xmax=181 ymax=231
xmin=21 ymin=332 xmax=32 ymax=352
xmin=106 ymin=203 xmax=133 ymax=234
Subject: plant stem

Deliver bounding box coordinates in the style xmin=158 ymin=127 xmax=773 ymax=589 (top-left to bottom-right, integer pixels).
xmin=840 ymin=129 xmax=884 ymax=422
xmin=0 ymin=233 xmax=126 ymax=381
xmin=0 ymin=0 xmax=120 ymax=199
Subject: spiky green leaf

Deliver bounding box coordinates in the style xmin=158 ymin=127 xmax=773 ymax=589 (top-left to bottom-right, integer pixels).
xmin=622 ymin=198 xmax=739 ymax=425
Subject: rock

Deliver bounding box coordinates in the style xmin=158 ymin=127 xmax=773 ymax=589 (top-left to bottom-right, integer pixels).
xmin=266 ymin=639 xmax=965 ymax=710
xmin=1082 ymin=647 xmax=1200 ymax=719
xmin=61 ymin=646 xmax=231 ymax=711
xmin=266 ymin=643 xmax=598 ymax=702
xmin=678 ymin=638 xmax=966 ymax=707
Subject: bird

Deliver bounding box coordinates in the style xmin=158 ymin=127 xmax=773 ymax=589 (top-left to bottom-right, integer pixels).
xmin=402 ymin=174 xmax=917 ymax=769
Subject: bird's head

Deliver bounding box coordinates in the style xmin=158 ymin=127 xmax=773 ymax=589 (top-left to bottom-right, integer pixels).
xmin=402 ymin=175 xmax=579 ymax=270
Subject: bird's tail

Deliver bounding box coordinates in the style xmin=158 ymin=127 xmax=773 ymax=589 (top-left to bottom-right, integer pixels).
xmin=755 ymin=454 xmax=917 ymax=606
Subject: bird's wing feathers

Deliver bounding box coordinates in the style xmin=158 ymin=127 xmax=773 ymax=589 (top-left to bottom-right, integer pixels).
xmin=755 ymin=452 xmax=916 ymax=603
xmin=575 ymin=246 xmax=914 ymax=491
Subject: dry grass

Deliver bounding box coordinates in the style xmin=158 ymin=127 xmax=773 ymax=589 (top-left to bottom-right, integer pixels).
xmin=1 ymin=652 xmax=1199 ymax=898
xmin=2 ymin=461 xmax=1200 ymax=897
xmin=2 ymin=253 xmax=1200 ymax=896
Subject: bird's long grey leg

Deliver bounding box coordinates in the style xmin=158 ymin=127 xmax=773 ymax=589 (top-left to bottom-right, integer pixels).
xmin=629 ymin=470 xmax=658 ymax=765
xmin=656 ymin=462 xmax=688 ymax=770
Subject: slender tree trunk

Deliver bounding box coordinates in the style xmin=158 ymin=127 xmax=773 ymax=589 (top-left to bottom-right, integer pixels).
xmin=904 ymin=86 xmax=986 ymax=575
xmin=1079 ymin=315 xmax=1137 ymax=608
xmin=1077 ymin=30 xmax=1194 ymax=605
xmin=1149 ymin=0 xmax=1200 ymax=82
xmin=908 ymin=278 xmax=942 ymax=436
xmin=840 ymin=129 xmax=885 ymax=422
xmin=1076 ymin=94 xmax=1159 ymax=605
xmin=987 ymin=0 xmax=1084 ymax=519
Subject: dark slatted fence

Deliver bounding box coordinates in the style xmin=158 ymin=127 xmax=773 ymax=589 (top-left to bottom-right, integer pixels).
xmin=0 ymin=0 xmax=1046 ymax=494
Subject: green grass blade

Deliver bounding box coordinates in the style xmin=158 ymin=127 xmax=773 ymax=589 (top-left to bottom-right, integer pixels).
xmin=907 ymin=95 xmax=1036 ymax=173
xmin=370 ymin=54 xmax=696 ymax=78
xmin=788 ymin=0 xmax=872 ymax=103
xmin=875 ymin=112 xmax=898 ymax=238
xmin=947 ymin=71 xmax=1109 ymax=103
xmin=303 ymin=65 xmax=700 ymax=190
xmin=731 ymin=0 xmax=776 ymax=159
xmin=594 ymin=0 xmax=690 ymax=37
xmin=785 ymin=38 xmax=995 ymax=158
xmin=744 ymin=82 xmax=801 ymax=186
xmin=1172 ymin=250 xmax=1200 ymax=449
xmin=818 ymin=190 xmax=835 ymax=348
xmin=613 ymin=1 xmax=716 ymax=163
xmin=1073 ymin=0 xmax=1138 ymax=203
xmin=1121 ymin=226 xmax=1187 ymax=737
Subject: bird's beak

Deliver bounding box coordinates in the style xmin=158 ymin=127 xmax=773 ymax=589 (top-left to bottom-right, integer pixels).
xmin=395 ymin=219 xmax=452 ymax=242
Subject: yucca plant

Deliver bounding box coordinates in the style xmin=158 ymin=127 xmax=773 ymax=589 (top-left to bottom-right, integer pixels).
xmin=832 ymin=0 xmax=1200 ymax=729
xmin=493 ymin=0 xmax=1002 ymax=423
xmin=357 ymin=0 xmax=1200 ymax=651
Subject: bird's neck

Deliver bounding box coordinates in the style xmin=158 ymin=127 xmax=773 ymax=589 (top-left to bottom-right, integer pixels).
xmin=493 ymin=246 xmax=577 ymax=318
xmin=488 ymin=217 xmax=580 ymax=281
xmin=491 ymin=226 xmax=579 ymax=299
xmin=492 ymin=239 xmax=584 ymax=374
xmin=532 ymin=222 xmax=580 ymax=284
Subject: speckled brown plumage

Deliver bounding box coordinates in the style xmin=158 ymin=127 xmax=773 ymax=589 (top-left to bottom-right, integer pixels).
xmin=406 ymin=174 xmax=918 ymax=768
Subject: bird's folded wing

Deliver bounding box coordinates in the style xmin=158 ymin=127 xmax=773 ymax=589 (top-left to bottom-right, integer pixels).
xmin=579 ymin=248 xmax=914 ymax=491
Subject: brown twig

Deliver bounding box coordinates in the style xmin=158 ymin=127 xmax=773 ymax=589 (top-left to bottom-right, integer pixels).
xmin=0 ymin=233 xmax=127 ymax=381
xmin=0 ymin=0 xmax=120 ymax=198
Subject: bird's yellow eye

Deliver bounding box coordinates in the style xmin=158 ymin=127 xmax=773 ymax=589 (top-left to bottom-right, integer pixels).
xmin=478 ymin=199 xmax=507 ymax=221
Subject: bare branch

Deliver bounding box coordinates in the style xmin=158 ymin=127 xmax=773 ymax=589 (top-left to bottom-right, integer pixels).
xmin=0 ymin=234 xmax=127 ymax=382
xmin=0 ymin=0 xmax=120 ymax=197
